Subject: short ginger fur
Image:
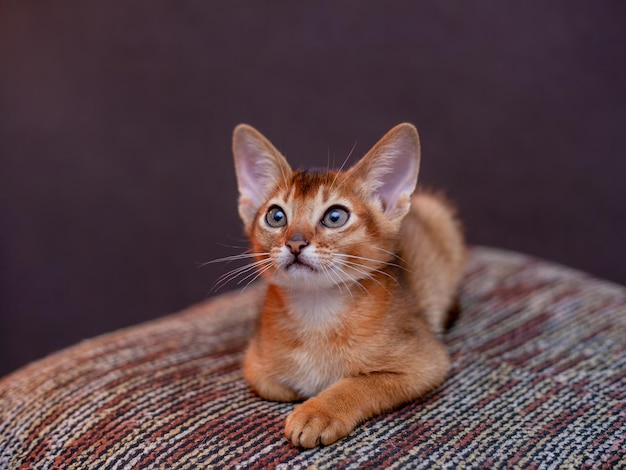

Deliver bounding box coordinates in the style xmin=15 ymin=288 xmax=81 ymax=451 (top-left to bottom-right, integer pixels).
xmin=232 ymin=123 xmax=466 ymax=447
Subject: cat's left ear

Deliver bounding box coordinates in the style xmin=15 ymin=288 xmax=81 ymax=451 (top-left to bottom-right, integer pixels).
xmin=349 ymin=123 xmax=421 ymax=220
xmin=232 ymin=124 xmax=293 ymax=229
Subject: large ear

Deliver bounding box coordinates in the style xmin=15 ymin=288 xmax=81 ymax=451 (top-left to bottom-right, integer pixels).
xmin=232 ymin=124 xmax=292 ymax=228
xmin=348 ymin=123 xmax=421 ymax=220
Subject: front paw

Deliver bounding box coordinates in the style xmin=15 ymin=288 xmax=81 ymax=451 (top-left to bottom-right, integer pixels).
xmin=284 ymin=398 xmax=354 ymax=448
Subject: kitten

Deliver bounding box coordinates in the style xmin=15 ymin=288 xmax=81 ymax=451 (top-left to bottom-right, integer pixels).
xmin=231 ymin=123 xmax=466 ymax=448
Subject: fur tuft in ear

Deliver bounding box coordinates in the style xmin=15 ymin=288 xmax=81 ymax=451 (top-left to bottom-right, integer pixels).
xmin=232 ymin=124 xmax=292 ymax=229
xmin=348 ymin=123 xmax=421 ymax=220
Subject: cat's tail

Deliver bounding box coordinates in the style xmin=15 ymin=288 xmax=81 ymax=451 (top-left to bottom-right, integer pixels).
xmin=397 ymin=191 xmax=467 ymax=334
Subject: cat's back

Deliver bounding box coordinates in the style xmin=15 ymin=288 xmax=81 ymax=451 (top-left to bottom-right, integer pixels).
xmin=397 ymin=191 xmax=466 ymax=333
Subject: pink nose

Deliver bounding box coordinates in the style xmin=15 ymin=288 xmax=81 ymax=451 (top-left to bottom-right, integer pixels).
xmin=285 ymin=237 xmax=309 ymax=255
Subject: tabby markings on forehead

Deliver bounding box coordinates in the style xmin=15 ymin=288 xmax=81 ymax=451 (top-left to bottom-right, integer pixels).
xmin=289 ymin=170 xmax=338 ymax=198
xmin=263 ymin=185 xmax=354 ymax=230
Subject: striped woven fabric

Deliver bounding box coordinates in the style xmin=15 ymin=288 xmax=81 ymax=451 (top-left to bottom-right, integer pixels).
xmin=1 ymin=247 xmax=625 ymax=469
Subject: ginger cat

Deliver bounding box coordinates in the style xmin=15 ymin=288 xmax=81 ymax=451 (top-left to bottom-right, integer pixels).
xmin=231 ymin=123 xmax=465 ymax=448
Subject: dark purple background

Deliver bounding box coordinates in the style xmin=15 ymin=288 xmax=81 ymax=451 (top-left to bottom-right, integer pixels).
xmin=1 ymin=1 xmax=625 ymax=377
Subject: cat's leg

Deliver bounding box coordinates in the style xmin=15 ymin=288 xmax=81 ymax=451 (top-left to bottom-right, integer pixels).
xmin=243 ymin=341 xmax=300 ymax=402
xmin=284 ymin=338 xmax=449 ymax=447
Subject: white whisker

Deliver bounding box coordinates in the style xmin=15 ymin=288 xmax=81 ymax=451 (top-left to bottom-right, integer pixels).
xmin=371 ymin=246 xmax=411 ymax=266
xmin=334 ymin=253 xmax=408 ymax=272
xmin=329 ymin=140 xmax=358 ymax=191
xmin=323 ymin=264 xmax=357 ymax=300
xmin=241 ymin=263 xmax=274 ymax=292
xmin=199 ymin=252 xmax=271 ymax=267
xmin=211 ymin=256 xmax=273 ymax=292
xmin=214 ymin=258 xmax=271 ymax=281
xmin=334 ymin=259 xmax=395 ymax=294
xmin=236 ymin=260 xmax=273 ymax=286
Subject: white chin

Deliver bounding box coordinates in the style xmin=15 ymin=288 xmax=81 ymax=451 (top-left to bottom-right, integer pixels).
xmin=271 ymin=265 xmax=336 ymax=289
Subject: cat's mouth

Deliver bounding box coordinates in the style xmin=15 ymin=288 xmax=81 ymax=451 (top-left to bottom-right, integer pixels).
xmin=286 ymin=259 xmax=317 ymax=272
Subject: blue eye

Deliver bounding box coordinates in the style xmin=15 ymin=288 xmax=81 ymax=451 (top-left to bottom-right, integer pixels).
xmin=266 ymin=206 xmax=287 ymax=227
xmin=322 ymin=206 xmax=349 ymax=228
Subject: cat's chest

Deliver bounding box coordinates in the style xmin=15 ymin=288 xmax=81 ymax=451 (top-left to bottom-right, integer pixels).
xmin=284 ymin=289 xmax=347 ymax=332
xmin=286 ymin=340 xmax=349 ymax=398
xmin=281 ymin=289 xmax=354 ymax=397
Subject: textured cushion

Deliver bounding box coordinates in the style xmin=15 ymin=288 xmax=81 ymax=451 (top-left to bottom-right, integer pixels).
xmin=1 ymin=247 xmax=625 ymax=468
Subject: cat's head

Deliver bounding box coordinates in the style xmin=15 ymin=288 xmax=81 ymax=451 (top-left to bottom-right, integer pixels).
xmin=232 ymin=123 xmax=420 ymax=290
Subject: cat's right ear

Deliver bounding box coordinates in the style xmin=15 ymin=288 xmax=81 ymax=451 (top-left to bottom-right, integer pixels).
xmin=232 ymin=124 xmax=292 ymax=229
xmin=348 ymin=123 xmax=421 ymax=221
